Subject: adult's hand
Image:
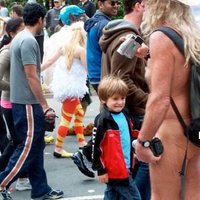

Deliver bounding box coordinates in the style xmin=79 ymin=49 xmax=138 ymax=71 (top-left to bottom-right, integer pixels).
xmin=44 ymin=107 xmax=56 ymax=118
xmin=118 ymin=35 xmax=149 ymax=58
xmin=136 ymin=43 xmax=149 ymax=58
xmin=135 ymin=140 xmax=161 ymax=164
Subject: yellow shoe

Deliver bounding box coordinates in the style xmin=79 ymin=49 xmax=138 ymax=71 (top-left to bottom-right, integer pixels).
xmin=44 ymin=135 xmax=54 ymax=144
xmin=53 ymin=149 xmax=73 ymax=158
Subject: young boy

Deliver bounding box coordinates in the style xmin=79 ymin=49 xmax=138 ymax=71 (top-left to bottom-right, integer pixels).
xmin=92 ymin=76 xmax=141 ymax=200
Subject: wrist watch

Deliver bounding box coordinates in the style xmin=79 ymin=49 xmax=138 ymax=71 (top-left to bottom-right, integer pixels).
xmin=138 ymin=138 xmax=151 ymax=148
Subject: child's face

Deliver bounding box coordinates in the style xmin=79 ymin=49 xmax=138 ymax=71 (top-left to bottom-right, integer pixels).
xmin=102 ymin=94 xmax=126 ymax=112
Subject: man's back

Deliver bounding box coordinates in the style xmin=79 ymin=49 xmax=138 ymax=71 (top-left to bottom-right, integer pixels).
xmin=10 ymin=30 xmax=41 ymax=104
xmin=85 ymin=10 xmax=111 ymax=85
xmin=85 ymin=0 xmax=118 ymax=88
xmin=146 ymin=30 xmax=190 ymax=120
xmin=100 ymin=19 xmax=148 ymax=116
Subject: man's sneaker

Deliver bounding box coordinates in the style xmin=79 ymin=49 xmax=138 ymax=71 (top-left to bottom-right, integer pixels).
xmin=0 ymin=190 xmax=13 ymax=200
xmin=71 ymin=151 xmax=95 ymax=178
xmin=15 ymin=178 xmax=32 ymax=191
xmin=43 ymin=189 xmax=64 ymax=199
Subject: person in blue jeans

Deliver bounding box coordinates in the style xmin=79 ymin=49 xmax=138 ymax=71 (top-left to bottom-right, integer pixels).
xmin=0 ymin=3 xmax=63 ymax=200
xmin=92 ymin=76 xmax=141 ymax=200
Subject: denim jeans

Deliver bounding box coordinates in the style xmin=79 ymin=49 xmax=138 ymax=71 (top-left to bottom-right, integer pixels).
xmin=135 ymin=160 xmax=151 ymax=200
xmin=132 ymin=115 xmax=151 ymax=200
xmin=104 ymin=173 xmax=141 ymax=200
xmin=0 ymin=106 xmax=8 ymax=154
xmin=0 ymin=104 xmax=51 ymax=198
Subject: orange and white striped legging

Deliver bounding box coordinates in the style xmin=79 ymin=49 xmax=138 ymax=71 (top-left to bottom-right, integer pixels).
xmin=55 ymin=98 xmax=86 ymax=150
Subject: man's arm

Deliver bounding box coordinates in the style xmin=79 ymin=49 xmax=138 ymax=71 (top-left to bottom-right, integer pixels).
xmin=0 ymin=49 xmax=10 ymax=91
xmin=24 ymin=64 xmax=48 ymax=112
xmin=135 ymin=31 xmax=175 ymax=163
xmin=111 ymin=43 xmax=148 ymax=106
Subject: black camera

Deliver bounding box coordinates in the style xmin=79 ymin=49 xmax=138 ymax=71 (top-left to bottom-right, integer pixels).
xmin=150 ymin=137 xmax=164 ymax=157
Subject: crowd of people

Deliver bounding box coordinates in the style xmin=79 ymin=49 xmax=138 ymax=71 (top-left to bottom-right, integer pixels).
xmin=0 ymin=0 xmax=200 ymax=200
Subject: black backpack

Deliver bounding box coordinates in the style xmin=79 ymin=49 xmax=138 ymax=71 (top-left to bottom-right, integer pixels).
xmin=156 ymin=26 xmax=200 ymax=147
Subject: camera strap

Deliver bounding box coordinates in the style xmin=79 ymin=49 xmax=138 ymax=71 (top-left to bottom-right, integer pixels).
xmin=170 ymin=97 xmax=188 ymax=200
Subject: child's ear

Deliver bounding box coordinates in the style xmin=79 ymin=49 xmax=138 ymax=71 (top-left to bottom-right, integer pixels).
xmin=101 ymin=100 xmax=106 ymax=105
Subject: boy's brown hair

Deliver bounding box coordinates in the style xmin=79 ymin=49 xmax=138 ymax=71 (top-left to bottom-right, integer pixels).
xmin=98 ymin=76 xmax=128 ymax=102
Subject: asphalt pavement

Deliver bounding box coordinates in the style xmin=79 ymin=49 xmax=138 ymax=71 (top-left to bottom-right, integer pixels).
xmin=11 ymin=94 xmax=105 ymax=200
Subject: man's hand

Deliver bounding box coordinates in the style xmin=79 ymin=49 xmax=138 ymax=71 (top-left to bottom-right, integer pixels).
xmin=135 ymin=43 xmax=149 ymax=58
xmin=98 ymin=173 xmax=108 ymax=183
xmin=44 ymin=108 xmax=57 ymax=132
xmin=135 ymin=140 xmax=161 ymax=164
xmin=119 ymin=35 xmax=149 ymax=58
xmin=44 ymin=107 xmax=56 ymax=118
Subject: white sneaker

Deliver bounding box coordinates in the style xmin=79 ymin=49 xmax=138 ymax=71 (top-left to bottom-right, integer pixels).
xmin=15 ymin=178 xmax=32 ymax=191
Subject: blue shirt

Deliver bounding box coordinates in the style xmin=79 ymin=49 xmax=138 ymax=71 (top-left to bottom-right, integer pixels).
xmin=111 ymin=112 xmax=131 ymax=168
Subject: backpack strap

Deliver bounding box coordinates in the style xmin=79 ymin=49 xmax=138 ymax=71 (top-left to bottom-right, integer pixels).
xmin=154 ymin=26 xmax=188 ymax=200
xmin=155 ymin=26 xmax=185 ymax=56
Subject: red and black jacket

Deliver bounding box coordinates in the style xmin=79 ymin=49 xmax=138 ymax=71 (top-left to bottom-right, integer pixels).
xmin=92 ymin=106 xmax=139 ymax=185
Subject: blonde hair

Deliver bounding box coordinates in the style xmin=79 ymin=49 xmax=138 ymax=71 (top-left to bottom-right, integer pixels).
xmin=141 ymin=0 xmax=200 ymax=64
xmin=98 ymin=76 xmax=128 ymax=102
xmin=62 ymin=21 xmax=86 ymax=70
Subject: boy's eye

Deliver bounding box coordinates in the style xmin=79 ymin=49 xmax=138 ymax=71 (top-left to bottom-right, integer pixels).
xmin=112 ymin=96 xmax=125 ymax=101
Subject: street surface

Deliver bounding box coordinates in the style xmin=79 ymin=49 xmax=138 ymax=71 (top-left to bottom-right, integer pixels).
xmin=11 ymin=95 xmax=105 ymax=200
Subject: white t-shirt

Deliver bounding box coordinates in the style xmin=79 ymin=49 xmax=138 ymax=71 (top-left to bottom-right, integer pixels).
xmin=0 ymin=7 xmax=8 ymax=17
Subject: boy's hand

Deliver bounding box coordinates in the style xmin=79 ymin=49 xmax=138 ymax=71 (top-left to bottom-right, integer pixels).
xmin=98 ymin=173 xmax=108 ymax=183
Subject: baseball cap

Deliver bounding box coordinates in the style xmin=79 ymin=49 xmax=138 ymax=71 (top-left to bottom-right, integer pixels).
xmin=54 ymin=0 xmax=61 ymax=2
xmin=59 ymin=5 xmax=85 ymax=25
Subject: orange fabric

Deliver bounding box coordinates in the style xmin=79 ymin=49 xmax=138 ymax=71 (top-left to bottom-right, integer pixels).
xmin=55 ymin=98 xmax=86 ymax=149
xmin=57 ymin=126 xmax=68 ymax=137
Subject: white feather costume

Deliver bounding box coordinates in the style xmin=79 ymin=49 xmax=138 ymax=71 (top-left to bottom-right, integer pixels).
xmin=50 ymin=56 xmax=88 ymax=102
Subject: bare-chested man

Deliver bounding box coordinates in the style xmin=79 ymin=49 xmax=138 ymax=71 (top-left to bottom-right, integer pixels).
xmin=135 ymin=0 xmax=200 ymax=199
